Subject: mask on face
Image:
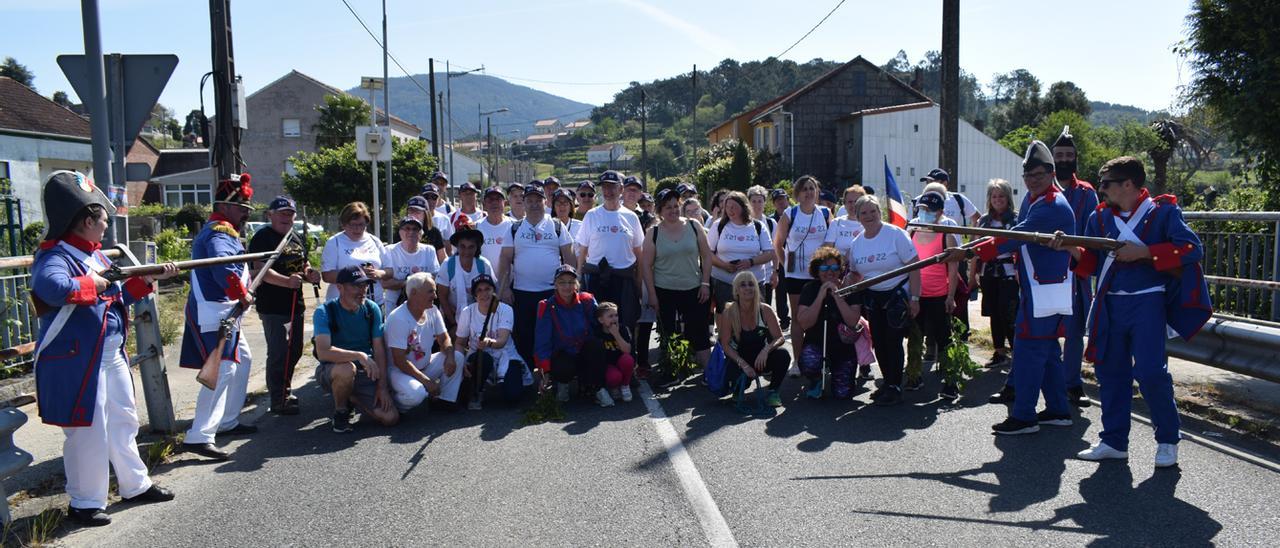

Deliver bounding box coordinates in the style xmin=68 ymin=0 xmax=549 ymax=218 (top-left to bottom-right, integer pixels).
xmin=1055 ymin=161 xmax=1077 ymax=180
xmin=919 ymin=210 xmax=940 ymax=223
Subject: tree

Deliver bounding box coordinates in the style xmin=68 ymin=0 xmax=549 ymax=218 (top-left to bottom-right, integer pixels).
xmin=52 ymin=91 xmax=72 ymax=107
xmin=313 ymin=94 xmax=370 ymax=149
xmin=1183 ymin=0 xmax=1280 ymax=209
xmin=728 ymin=140 xmax=753 ymax=191
xmin=1043 ymin=82 xmax=1091 ymax=117
xmin=646 ymin=144 xmax=680 ymax=179
xmin=0 ymin=57 xmax=33 ymax=87
xmin=284 ymin=139 xmax=438 ymax=215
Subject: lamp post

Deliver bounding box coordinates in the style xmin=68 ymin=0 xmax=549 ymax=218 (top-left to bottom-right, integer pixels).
xmin=479 ymin=107 xmax=508 ymax=185
xmin=360 ymin=76 xmax=385 ymax=238
xmin=446 ymin=63 xmax=483 ymax=187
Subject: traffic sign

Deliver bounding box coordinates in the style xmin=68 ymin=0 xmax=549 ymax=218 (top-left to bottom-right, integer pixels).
xmin=57 ymin=54 xmax=179 ymax=155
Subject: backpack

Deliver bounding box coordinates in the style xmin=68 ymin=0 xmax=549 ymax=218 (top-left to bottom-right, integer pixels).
xmin=704 ymin=343 xmax=731 ymax=397
xmin=509 ymin=218 xmax=563 ymax=240
xmin=952 ymin=193 xmax=970 ymax=226
xmin=312 ymin=299 xmax=376 ymax=359
xmin=716 ymin=217 xmax=764 ymax=240
xmin=787 ymin=205 xmax=831 ymax=228
xmin=445 ymin=254 xmax=488 ymax=280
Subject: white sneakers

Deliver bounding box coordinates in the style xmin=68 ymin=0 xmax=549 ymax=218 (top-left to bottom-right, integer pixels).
xmin=1155 ymin=443 xmax=1179 ymax=468
xmin=1077 ymin=442 xmax=1129 ymax=461
xmin=595 ymin=388 xmax=615 ymax=407
xmin=619 ymin=386 xmax=634 ymax=402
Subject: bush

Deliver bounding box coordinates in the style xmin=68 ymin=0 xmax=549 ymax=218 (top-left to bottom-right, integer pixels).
xmin=654 ymin=176 xmax=687 ymax=195
xmin=173 ymin=203 xmax=210 ymax=234
xmin=155 ymin=228 xmax=190 ymax=263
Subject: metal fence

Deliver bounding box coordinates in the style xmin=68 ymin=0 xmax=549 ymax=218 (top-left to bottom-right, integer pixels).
xmin=1184 ymin=211 xmax=1280 ymax=323
xmin=0 ymin=272 xmax=34 ymax=377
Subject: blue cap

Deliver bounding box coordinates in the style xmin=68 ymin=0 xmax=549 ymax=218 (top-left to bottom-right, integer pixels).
xmin=457 ymin=181 xmax=479 ymax=194
xmin=676 ymin=183 xmax=696 ymax=195
xmin=407 ymin=195 xmax=429 ymax=210
xmin=421 ymin=184 xmax=440 ymax=197
xmin=916 ymin=191 xmax=945 ymax=211
xmin=543 ymin=176 xmax=561 ymax=187
xmin=506 ymin=181 xmax=525 ymax=193
xmin=769 ymin=188 xmax=789 ymax=200
xmin=921 ymin=168 xmax=949 ymax=183
xmin=598 ymin=170 xmax=624 ymax=185
xmin=819 ymin=190 xmax=837 ymax=203
xmin=577 ymin=180 xmax=595 ymax=193
xmin=336 ymin=265 xmax=375 ymax=285
xmin=432 ymin=171 xmax=448 ymax=182
xmin=623 ymin=175 xmax=643 ymax=189
xmin=267 ymin=195 xmax=296 ymax=212
xmin=554 ymin=264 xmax=578 ymax=279
xmin=524 ymin=185 xmax=545 ymax=199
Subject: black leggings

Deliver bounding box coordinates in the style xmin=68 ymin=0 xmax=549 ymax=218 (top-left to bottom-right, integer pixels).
xmin=655 ymin=286 xmax=712 ymax=352
xmin=915 ymin=295 xmax=952 ymax=358
xmin=726 ymin=336 xmax=791 ymax=390
xmin=865 ymin=290 xmax=908 ymax=388
xmin=512 ymin=289 xmax=553 ymax=366
xmin=981 ymin=276 xmax=1019 ymax=351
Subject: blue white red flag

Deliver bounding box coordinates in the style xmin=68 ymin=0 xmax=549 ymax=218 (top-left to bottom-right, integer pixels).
xmin=883 ymin=156 xmax=908 ymax=228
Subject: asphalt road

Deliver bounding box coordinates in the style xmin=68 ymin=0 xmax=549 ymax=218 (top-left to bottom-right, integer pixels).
xmin=58 ymin=358 xmax=1279 ymax=548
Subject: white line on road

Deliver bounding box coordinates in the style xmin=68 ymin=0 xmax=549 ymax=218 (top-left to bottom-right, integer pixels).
xmin=637 ymin=381 xmax=738 ymax=548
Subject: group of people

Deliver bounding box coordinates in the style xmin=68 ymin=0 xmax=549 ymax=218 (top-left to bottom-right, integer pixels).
xmin=29 ymin=123 xmax=1211 ymax=526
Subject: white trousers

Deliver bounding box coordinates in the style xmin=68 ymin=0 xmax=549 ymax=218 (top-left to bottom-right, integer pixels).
xmin=62 ymin=334 xmax=152 ymax=510
xmin=388 ymin=351 xmax=464 ymax=410
xmin=185 ymin=336 xmax=252 ymax=444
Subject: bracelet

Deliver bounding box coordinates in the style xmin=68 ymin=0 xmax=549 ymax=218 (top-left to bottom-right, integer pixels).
xmin=701 ymin=282 xmax=711 ymax=287
xmin=910 ymin=295 xmax=920 ymax=302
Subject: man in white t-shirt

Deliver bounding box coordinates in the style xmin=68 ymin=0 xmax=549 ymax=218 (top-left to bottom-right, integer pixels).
xmin=385 ymin=272 xmax=465 ymax=411
xmin=381 ymin=217 xmax=441 ymax=315
xmin=921 ymin=169 xmax=980 ymax=226
xmin=449 ymin=182 xmax=486 ymax=228
xmin=498 ymin=184 xmax=575 ymax=363
xmin=429 ymin=171 xmax=455 ymax=216
xmin=506 ymin=182 xmax=525 ymax=220
xmin=475 ymin=186 xmax=513 ymax=271
xmin=436 ymin=224 xmax=493 ymax=325
xmin=576 ymin=170 xmax=646 ymax=330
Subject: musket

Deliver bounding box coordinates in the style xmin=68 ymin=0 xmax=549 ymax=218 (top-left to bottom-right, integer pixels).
xmin=197 ymin=230 xmax=300 ymax=390
xmin=100 ymin=251 xmax=279 ymax=282
xmin=906 ymin=223 xmax=1125 ymax=251
xmin=835 ymin=237 xmax=993 ymax=297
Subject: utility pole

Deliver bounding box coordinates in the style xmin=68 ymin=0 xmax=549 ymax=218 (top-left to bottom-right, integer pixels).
xmin=486 ymin=117 xmax=493 ymax=185
xmin=79 ymin=0 xmax=115 ymax=245
xmin=691 ymin=64 xmax=698 ymax=178
xmin=438 ymin=91 xmax=445 ymax=176
xmin=940 ymin=0 xmax=960 ymax=192
xmin=382 ymin=0 xmax=393 ymax=238
xmin=447 ymin=60 xmax=454 ymax=187
xmin=428 ymin=58 xmax=439 ymax=159
xmin=640 ymin=88 xmax=648 ymax=183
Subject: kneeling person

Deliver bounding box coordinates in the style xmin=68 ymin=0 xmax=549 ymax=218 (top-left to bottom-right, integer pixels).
xmin=385 ymin=272 xmax=465 ymax=411
xmin=314 ymin=266 xmax=399 ymax=433
xmin=457 ymin=274 xmax=532 ymax=409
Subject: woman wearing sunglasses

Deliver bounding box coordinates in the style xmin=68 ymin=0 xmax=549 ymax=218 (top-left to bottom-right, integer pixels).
xmin=796 ymin=246 xmax=872 ymax=400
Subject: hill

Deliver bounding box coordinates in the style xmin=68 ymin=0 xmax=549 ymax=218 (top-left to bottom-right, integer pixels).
xmin=1089 ymin=100 xmax=1166 ymax=127
xmin=347 ymin=73 xmax=595 ymax=141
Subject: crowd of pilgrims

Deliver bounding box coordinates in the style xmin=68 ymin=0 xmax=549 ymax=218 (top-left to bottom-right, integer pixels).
xmin=294 ymin=166 xmax=1021 ymax=426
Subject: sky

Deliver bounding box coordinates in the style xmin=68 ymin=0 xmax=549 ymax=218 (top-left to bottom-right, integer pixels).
xmin=3 ymin=0 xmax=1197 ymax=120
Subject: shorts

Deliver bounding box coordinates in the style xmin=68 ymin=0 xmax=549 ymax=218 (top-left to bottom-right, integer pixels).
xmin=783 ymin=276 xmax=810 ymax=295
xmin=316 ymin=361 xmax=379 ymax=411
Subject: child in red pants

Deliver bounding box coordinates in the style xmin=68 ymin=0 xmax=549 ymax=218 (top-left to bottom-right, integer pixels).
xmin=591 ymin=302 xmax=635 ymax=406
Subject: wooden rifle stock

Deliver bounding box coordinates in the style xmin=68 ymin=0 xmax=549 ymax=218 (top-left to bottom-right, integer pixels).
xmin=101 ymin=251 xmax=279 ymax=282
xmin=834 ymin=237 xmax=992 ymax=297
xmin=906 ymin=222 xmax=1124 ymax=251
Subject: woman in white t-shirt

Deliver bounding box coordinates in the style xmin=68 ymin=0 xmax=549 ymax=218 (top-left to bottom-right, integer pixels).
xmin=321 ymin=201 xmax=390 ymax=306
xmin=551 ymin=188 xmax=584 ymax=258
xmin=824 ymin=184 xmax=867 ymax=261
xmin=381 ymin=217 xmax=441 ymax=315
xmin=708 ymin=191 xmax=775 ymax=314
xmin=772 ymin=176 xmax=830 ymax=367
xmin=436 ymin=226 xmax=493 ymax=326
xmin=575 ymin=170 xmax=645 ymax=330
xmin=845 ymin=195 xmax=921 ymax=406
xmin=457 ymin=274 xmax=531 ymax=408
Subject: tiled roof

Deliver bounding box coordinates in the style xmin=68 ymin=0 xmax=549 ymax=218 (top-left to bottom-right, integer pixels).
xmin=0 ymin=76 xmax=91 ymax=139
xmin=248 ymin=70 xmax=422 ymax=133
xmin=534 ymin=119 xmax=559 ymax=127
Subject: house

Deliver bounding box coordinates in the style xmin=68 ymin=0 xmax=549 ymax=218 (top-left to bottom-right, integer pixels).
xmin=125 ymin=137 xmax=162 ymax=207
xmin=836 ymin=101 xmax=1023 ymax=207
xmin=0 ymin=76 xmax=93 ymax=226
xmin=523 ymin=133 xmax=559 ymax=149
xmin=587 ymin=143 xmax=627 ymax=167
xmin=708 ymin=56 xmax=930 ymax=188
xmin=533 ymin=119 xmax=562 ymax=135
xmin=237 ymin=70 xmax=423 ymax=205
xmin=438 ymin=143 xmax=487 ymax=187
xmin=148 ymin=148 xmax=214 ymax=207
xmin=564 ymin=119 xmax=592 ymax=134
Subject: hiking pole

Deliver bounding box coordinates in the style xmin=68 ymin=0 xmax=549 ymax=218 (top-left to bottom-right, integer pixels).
xmin=470 ymin=296 xmax=498 ymax=409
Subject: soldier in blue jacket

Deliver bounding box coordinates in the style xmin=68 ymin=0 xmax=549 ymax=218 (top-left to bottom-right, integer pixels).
xmin=970 ymin=141 xmax=1077 ymax=435
xmin=1059 ymin=156 xmax=1211 ymax=467
xmin=31 ymin=171 xmax=178 ymax=526
xmin=178 ymin=174 xmax=257 ymax=461
xmin=1051 ymin=126 xmax=1100 ymax=408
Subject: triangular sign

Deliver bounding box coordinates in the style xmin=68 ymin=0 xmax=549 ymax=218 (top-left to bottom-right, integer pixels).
xmin=57 ymin=54 xmax=179 ymax=154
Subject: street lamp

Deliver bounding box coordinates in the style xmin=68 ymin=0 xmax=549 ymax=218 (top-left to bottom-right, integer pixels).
xmin=360 ymin=76 xmax=386 ymax=238
xmin=445 ymin=63 xmax=483 ymax=186
xmin=480 ymin=106 xmax=508 ymax=185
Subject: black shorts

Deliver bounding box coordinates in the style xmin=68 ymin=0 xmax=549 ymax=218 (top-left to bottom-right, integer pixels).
xmin=783 ymin=276 xmax=810 ymax=295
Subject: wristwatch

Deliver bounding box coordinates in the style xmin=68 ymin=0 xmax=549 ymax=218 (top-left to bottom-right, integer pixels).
xmin=910 ymin=295 xmax=920 ymax=302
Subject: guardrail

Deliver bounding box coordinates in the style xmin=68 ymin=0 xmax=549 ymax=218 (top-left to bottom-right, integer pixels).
xmin=1184 ymin=211 xmax=1279 ymax=322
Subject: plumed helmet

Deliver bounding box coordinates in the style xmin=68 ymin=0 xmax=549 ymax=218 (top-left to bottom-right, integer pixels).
xmin=1051 ymin=125 xmax=1075 ymax=151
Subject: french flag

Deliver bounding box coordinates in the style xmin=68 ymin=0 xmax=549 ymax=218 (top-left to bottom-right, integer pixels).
xmin=883 ymin=156 xmax=909 ymax=228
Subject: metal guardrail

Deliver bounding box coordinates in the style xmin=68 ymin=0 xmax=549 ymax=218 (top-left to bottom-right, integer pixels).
xmin=1168 ymin=317 xmax=1280 ymax=384
xmin=1183 ymin=212 xmax=1279 ymax=323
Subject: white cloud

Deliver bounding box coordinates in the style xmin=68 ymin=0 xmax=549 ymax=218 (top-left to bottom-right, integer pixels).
xmin=614 ymin=0 xmax=737 ymax=59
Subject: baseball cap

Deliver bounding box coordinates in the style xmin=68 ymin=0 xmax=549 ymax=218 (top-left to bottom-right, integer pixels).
xmin=267 ymin=195 xmax=296 ymax=212
xmin=524 ymin=185 xmax=546 ymax=199
xmin=554 ymin=264 xmax=578 ymax=279
xmin=639 ymin=192 xmax=654 ymax=204
xmin=916 ymin=191 xmax=945 ymax=212
xmin=676 ymin=183 xmax=696 ymax=195
xmin=623 ymin=175 xmax=643 ymax=189
xmin=406 ymin=195 xmax=429 ymax=210
xmin=457 ymin=181 xmax=479 ymax=194
xmin=921 ymin=168 xmax=949 ymax=183
xmin=506 ymin=181 xmax=525 ymax=193
xmin=335 ymin=265 xmax=375 ymax=285
xmin=819 ymin=190 xmax=837 ymax=204
xmin=543 ymin=176 xmax=561 ymax=187
xmin=769 ymin=188 xmax=789 ymax=200
xmin=577 ymin=180 xmax=595 ymax=193
xmin=598 ymin=170 xmax=624 ymax=185
xmin=421 ymin=185 xmax=440 ymax=198
xmin=432 ymin=171 xmax=448 ymax=182
xmin=398 ymin=216 xmax=424 ymax=230
xmin=470 ymin=273 xmax=496 ymax=295
xmin=483 ymin=186 xmax=505 ymax=199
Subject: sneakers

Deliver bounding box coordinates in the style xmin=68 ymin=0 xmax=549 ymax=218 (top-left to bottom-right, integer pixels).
xmin=992 ymin=417 xmax=1040 ymax=435
xmin=1155 ymin=443 xmax=1179 ymax=468
xmin=331 ymin=409 xmax=353 ymax=434
xmin=765 ymin=390 xmax=782 ymax=407
xmin=874 ymin=385 xmax=903 ymax=406
xmin=467 ymin=398 xmax=483 ymax=411
xmin=67 ymin=507 xmax=111 ymax=527
xmin=556 ymin=383 xmax=571 ymax=403
xmin=609 ymin=387 xmax=623 ymax=401
xmin=988 ymin=385 xmax=1015 ymax=404
xmin=595 ymin=388 xmax=615 ymax=407
xmin=857 ymin=364 xmax=874 ymax=381
xmin=939 ymin=383 xmax=959 ymax=401
xmin=270 ymin=395 xmax=300 ymax=415
xmin=1077 ymin=441 xmax=1128 ymax=461
xmin=904 ymin=376 xmax=924 ymax=392
xmin=787 ymin=364 xmax=800 ymax=378
xmin=1036 ymin=410 xmax=1073 ymax=426
xmin=619 ymin=386 xmax=634 ymax=402
xmin=985 ymin=353 xmax=1010 ymax=368
xmin=804 ymin=382 xmax=824 ymax=399
xmin=1068 ymin=386 xmax=1092 ymax=408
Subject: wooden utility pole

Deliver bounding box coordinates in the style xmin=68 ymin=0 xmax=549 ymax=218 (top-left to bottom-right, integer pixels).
xmin=940 ymin=0 xmax=960 ymax=192
xmin=429 ymin=58 xmax=439 ymax=159
xmin=640 ymin=88 xmax=648 ymax=183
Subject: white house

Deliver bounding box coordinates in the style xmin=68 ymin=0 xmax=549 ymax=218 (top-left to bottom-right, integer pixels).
xmin=533 ymin=119 xmax=562 ymax=135
xmin=0 ymin=76 xmax=94 ymax=227
xmin=587 ymin=143 xmax=626 ymax=167
xmin=836 ymin=102 xmax=1024 ymax=209
xmin=439 ymin=143 xmax=487 ymax=186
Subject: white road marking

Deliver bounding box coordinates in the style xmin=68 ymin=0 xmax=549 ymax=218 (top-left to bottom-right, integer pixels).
xmin=638 ymin=381 xmax=738 ymax=548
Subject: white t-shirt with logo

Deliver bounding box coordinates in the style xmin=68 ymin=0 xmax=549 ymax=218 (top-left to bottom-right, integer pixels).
xmin=321 ymin=232 xmax=388 ymax=304
xmin=782 ymin=205 xmax=830 ymax=280
xmin=847 ymin=224 xmax=918 ymax=291
xmin=431 ymin=211 xmax=454 ymax=243
xmin=943 ymin=192 xmax=979 ymax=227
xmin=475 ymin=216 xmax=513 ymax=272
xmin=823 ymin=216 xmax=864 ymax=261
xmin=449 ymin=208 xmax=485 ymax=228
xmin=576 ymin=206 xmax=645 ymax=269
xmin=456 ymin=301 xmax=532 ymax=384
xmin=708 ymin=219 xmax=773 ymax=283
xmin=436 ymin=255 xmax=493 ymax=319
xmin=384 ymin=303 xmax=448 ymax=371
xmin=504 ymin=217 xmax=572 ymax=292
xmin=382 ymin=243 xmax=441 ymax=313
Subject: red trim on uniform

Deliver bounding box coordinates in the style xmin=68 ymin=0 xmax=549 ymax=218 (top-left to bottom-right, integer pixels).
xmin=1148 ymin=242 xmax=1182 ymax=272
xmin=973 ymin=238 xmax=1003 ymax=262
xmin=209 ymin=212 xmax=236 ymax=225
xmin=123 ymin=276 xmax=154 ymax=299
xmin=1071 ymin=247 xmax=1097 ymax=277
xmin=62 ymin=234 xmax=102 ymax=253
xmin=68 ymin=275 xmax=98 ymax=305
xmin=225 ymin=274 xmax=248 ymax=299
xmin=1109 ymin=188 xmax=1151 ymax=215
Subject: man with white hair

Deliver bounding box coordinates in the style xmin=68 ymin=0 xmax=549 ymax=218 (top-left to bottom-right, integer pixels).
xmin=384 ymin=272 xmax=465 ymax=412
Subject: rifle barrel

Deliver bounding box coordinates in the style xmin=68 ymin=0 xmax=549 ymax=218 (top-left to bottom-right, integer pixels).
xmin=906 ymin=223 xmax=1124 ymax=250
xmin=835 ymin=237 xmax=992 ymax=297
xmin=104 ymin=251 xmax=280 ymax=281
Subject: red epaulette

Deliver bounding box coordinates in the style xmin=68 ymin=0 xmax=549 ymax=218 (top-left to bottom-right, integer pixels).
xmin=578 ymin=291 xmax=595 ymax=302
xmin=1095 ymin=202 xmax=1108 ymax=212
xmin=1153 ymin=194 xmax=1178 ymax=206
xmin=1074 ymin=179 xmax=1096 ymax=192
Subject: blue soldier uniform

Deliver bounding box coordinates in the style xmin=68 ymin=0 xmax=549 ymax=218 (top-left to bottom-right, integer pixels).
xmin=1052 ymin=127 xmax=1100 ymax=403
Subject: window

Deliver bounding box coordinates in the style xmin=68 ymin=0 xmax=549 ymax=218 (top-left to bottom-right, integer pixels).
xmin=0 ymin=161 xmax=9 ymax=194
xmin=852 ymin=72 xmax=867 ymax=96
xmin=282 ymin=118 xmax=301 ymax=138
xmin=284 ymin=160 xmax=298 ymax=177
xmin=909 ymin=167 xmax=915 ymax=177
xmin=164 ymin=183 xmax=212 ymax=207
xmin=895 ymin=166 xmax=901 ymax=176
xmin=960 ymin=184 xmax=967 ymax=192
xmin=913 ymin=124 xmax=919 ymax=133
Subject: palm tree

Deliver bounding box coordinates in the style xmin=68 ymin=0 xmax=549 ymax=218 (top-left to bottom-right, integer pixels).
xmin=313 ymin=94 xmax=371 ymax=149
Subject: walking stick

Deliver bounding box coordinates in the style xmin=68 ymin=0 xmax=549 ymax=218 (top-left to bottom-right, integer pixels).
xmin=471 ymin=297 xmax=499 ymax=407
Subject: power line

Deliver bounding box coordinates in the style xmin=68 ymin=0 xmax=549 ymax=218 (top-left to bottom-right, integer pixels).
xmin=337 ymin=0 xmax=434 ymax=103
xmin=775 ymin=0 xmax=848 ymax=59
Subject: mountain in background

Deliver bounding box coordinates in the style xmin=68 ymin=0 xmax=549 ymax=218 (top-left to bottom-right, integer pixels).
xmin=1089 ymin=100 xmax=1166 ymax=127
xmin=346 ymin=73 xmax=594 ymax=142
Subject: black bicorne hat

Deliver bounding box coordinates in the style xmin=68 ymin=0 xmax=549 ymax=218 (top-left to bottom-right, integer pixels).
xmin=41 ymin=170 xmax=115 ymax=240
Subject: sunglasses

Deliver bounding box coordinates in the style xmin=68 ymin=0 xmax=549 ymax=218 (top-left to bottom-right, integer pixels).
xmin=1098 ymin=178 xmax=1128 ymax=188
xmin=817 ymin=264 xmax=842 ymax=272
xmin=578 ymin=192 xmax=595 ymax=198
